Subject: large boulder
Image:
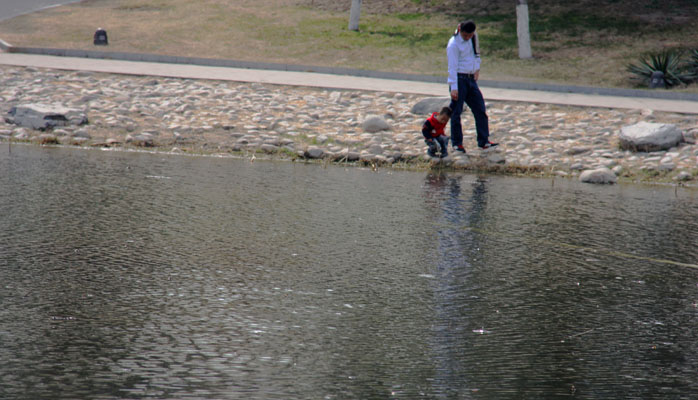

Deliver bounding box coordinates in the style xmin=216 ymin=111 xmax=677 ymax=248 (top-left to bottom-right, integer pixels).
xmin=580 ymin=168 xmax=618 ymax=184
xmin=362 ymin=115 xmax=391 ymax=133
xmin=6 ymin=104 xmax=88 ymax=130
xmin=410 ymin=97 xmax=451 ymax=115
xmin=618 ymin=122 xmax=683 ymax=152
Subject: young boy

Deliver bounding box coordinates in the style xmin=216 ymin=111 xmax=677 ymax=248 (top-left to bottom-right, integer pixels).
xmin=422 ymin=106 xmax=452 ymax=158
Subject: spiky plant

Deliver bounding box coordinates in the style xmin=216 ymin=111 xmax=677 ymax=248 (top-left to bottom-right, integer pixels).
xmin=686 ymin=49 xmax=698 ymax=82
xmin=627 ymin=50 xmax=691 ymax=88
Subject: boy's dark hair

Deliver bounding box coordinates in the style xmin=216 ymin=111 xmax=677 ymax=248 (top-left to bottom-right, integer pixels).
xmin=439 ymin=106 xmax=453 ymax=117
xmin=460 ymin=21 xmax=476 ymax=34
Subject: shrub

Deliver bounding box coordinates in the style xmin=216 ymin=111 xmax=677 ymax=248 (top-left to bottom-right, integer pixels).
xmin=627 ymin=50 xmax=692 ymax=88
xmin=686 ymin=49 xmax=698 ymax=82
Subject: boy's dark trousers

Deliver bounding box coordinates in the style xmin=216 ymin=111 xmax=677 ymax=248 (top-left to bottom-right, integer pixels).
xmin=449 ymin=74 xmax=489 ymax=148
xmin=426 ymin=135 xmax=449 ymax=156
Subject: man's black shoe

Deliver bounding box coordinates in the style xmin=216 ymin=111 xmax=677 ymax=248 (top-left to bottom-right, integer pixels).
xmin=479 ymin=141 xmax=499 ymax=150
xmin=455 ymin=145 xmax=466 ymax=153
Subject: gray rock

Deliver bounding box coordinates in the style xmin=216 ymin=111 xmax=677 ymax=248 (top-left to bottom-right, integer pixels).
xmin=125 ymin=134 xmax=154 ymax=147
xmin=329 ymin=91 xmax=343 ymax=103
xmin=673 ymin=171 xmax=692 ymax=181
xmin=72 ymin=128 xmax=91 ymax=139
xmin=566 ymin=146 xmax=591 ymax=155
xmin=261 ymin=144 xmax=279 ymax=153
xmin=361 ymin=115 xmax=391 ymax=133
xmin=306 ymin=146 xmax=324 ymax=159
xmin=374 ymin=155 xmax=388 ymax=163
xmin=346 ymin=151 xmax=361 ymax=161
xmin=619 ymin=122 xmax=683 ymax=152
xmin=173 ymin=133 xmax=194 ymax=144
xmin=263 ymin=138 xmax=281 ymax=146
xmin=683 ymin=128 xmax=697 ymax=144
xmin=656 ymin=162 xmax=675 ymax=171
xmin=487 ymin=153 xmax=506 ymax=164
xmin=360 ymin=152 xmax=376 ymax=162
xmin=367 ymin=144 xmax=384 ymax=155
xmin=6 ymin=104 xmax=88 ymax=130
xmin=389 ymin=152 xmax=403 ymax=161
xmin=410 ymin=97 xmax=451 ymax=115
xmin=579 ymin=168 xmax=617 ymax=184
xmin=453 ymin=157 xmax=470 ymax=167
xmin=35 ymin=133 xmax=59 ymax=144
xmin=316 ymin=135 xmax=329 ymax=144
xmin=13 ymin=129 xmax=29 ymax=140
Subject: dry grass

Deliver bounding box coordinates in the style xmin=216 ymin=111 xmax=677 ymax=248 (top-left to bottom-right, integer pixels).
xmin=0 ymin=0 xmax=697 ymax=91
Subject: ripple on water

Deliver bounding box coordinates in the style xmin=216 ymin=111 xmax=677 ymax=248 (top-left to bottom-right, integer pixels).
xmin=0 ymin=145 xmax=697 ymax=399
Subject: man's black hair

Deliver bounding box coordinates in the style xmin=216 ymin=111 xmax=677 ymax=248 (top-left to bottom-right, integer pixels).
xmin=460 ymin=21 xmax=476 ymax=34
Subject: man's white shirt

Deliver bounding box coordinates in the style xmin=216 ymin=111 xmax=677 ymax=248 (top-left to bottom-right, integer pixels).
xmin=447 ymin=33 xmax=481 ymax=91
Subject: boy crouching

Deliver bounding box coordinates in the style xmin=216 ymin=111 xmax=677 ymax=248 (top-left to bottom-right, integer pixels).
xmin=422 ymin=106 xmax=452 ymax=158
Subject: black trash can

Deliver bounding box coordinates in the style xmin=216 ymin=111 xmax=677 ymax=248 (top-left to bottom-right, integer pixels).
xmin=94 ymin=28 xmax=108 ymax=46
xmin=649 ymin=71 xmax=665 ymax=89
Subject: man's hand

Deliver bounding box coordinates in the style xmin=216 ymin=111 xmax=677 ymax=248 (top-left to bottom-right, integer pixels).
xmin=474 ymin=70 xmax=480 ymax=81
xmin=450 ymin=89 xmax=458 ymax=101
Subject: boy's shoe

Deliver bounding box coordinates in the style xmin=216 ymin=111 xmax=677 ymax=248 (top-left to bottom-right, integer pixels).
xmin=439 ymin=152 xmax=449 ymax=158
xmin=479 ymin=141 xmax=499 ymax=150
xmin=427 ymin=149 xmax=437 ymax=157
xmin=454 ymin=145 xmax=466 ymax=153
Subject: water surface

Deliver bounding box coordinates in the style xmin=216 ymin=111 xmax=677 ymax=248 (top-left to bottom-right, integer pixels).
xmin=1 ymin=145 xmax=697 ymax=399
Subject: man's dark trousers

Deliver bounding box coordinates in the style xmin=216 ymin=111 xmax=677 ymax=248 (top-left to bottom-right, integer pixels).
xmin=449 ymin=74 xmax=489 ymax=148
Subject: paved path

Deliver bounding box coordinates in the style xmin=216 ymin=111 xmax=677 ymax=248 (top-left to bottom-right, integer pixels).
xmin=0 ymin=0 xmax=81 ymax=22
xmin=1 ymin=52 xmax=697 ymax=114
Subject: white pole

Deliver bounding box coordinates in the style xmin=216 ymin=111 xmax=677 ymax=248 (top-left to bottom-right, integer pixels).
xmin=348 ymin=0 xmax=362 ymax=31
xmin=516 ymin=0 xmax=533 ymax=59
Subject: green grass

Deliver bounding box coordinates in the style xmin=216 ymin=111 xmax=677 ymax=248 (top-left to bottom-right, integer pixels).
xmin=0 ymin=0 xmax=697 ymax=90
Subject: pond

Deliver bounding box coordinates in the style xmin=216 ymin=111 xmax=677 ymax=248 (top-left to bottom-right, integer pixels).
xmin=1 ymin=145 xmax=697 ymax=399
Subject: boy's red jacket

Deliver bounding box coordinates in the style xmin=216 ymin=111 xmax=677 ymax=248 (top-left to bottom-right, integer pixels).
xmin=422 ymin=112 xmax=447 ymax=138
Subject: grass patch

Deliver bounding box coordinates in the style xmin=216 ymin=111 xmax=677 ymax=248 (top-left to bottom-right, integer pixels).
xmin=0 ymin=0 xmax=696 ymax=90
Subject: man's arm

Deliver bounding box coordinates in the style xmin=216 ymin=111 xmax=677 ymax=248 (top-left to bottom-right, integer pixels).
xmin=473 ymin=37 xmax=482 ymax=81
xmin=447 ymin=38 xmax=459 ymax=93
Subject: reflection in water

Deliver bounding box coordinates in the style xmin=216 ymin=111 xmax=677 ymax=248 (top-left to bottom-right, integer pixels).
xmin=1 ymin=146 xmax=697 ymax=399
xmin=424 ymin=173 xmax=490 ymax=397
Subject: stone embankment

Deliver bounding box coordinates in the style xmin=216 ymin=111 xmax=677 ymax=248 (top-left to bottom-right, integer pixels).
xmin=1 ymin=65 xmax=697 ymax=183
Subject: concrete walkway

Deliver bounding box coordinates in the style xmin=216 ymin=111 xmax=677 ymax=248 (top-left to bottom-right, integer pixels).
xmin=0 ymin=0 xmax=82 ymax=22
xmin=1 ymin=52 xmax=698 ymax=114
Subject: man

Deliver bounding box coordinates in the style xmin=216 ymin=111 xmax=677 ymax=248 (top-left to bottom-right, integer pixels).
xmin=447 ymin=20 xmax=498 ymax=153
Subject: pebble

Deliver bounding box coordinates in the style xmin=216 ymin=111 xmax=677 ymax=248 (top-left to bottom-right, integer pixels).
xmin=0 ymin=65 xmax=696 ymax=179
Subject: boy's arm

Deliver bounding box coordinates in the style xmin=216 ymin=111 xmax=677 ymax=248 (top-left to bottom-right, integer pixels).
xmin=422 ymin=121 xmax=435 ymax=140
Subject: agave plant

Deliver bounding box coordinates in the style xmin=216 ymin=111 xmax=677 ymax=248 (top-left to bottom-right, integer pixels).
xmin=686 ymin=49 xmax=698 ymax=81
xmin=627 ymin=50 xmax=692 ymax=88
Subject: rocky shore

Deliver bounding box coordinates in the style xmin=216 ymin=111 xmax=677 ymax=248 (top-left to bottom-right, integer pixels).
xmin=1 ymin=65 xmax=697 ymax=184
